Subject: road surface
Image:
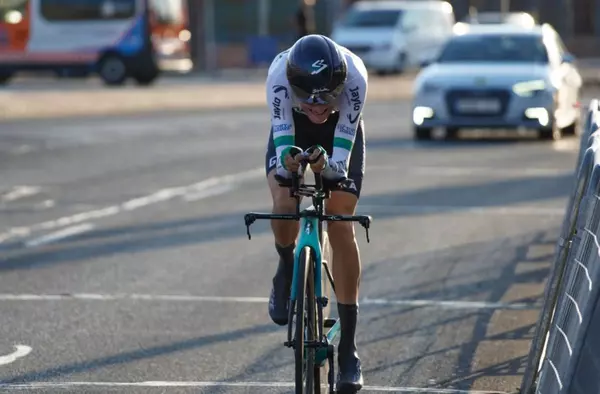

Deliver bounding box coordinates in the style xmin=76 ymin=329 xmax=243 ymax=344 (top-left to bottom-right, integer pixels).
xmin=0 ymin=97 xmax=585 ymax=393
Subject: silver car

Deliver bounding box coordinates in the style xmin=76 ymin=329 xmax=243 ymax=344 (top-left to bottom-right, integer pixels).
xmin=411 ymin=24 xmax=582 ymax=141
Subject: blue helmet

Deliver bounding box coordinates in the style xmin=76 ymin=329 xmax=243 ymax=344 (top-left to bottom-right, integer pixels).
xmin=286 ymin=34 xmax=348 ymax=105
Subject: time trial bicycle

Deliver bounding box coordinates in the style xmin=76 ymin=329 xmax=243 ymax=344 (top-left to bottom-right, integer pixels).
xmin=244 ymin=147 xmax=372 ymax=393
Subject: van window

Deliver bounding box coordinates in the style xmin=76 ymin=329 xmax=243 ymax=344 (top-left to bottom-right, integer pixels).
xmin=428 ymin=9 xmax=452 ymax=34
xmin=40 ymin=0 xmax=136 ymax=21
xmin=149 ymin=0 xmax=184 ymax=25
xmin=340 ymin=8 xmax=403 ymax=28
xmin=400 ymin=9 xmax=419 ymax=31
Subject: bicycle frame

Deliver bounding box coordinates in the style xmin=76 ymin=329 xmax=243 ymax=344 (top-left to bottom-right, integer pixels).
xmin=244 ymin=164 xmax=371 ymax=392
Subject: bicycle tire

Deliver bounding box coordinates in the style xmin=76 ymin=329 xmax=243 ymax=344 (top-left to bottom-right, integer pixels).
xmin=314 ymin=229 xmax=332 ymax=392
xmin=321 ymin=229 xmax=332 ymax=328
xmin=295 ymin=246 xmax=311 ymax=394
xmin=305 ymin=248 xmax=319 ymax=394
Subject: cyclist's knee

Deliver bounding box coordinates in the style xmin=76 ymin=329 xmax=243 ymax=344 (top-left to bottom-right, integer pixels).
xmin=326 ymin=191 xmax=358 ymax=246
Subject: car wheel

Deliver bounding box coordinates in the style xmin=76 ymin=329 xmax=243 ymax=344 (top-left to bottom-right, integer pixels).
xmin=395 ymin=52 xmax=407 ymax=74
xmin=98 ymin=54 xmax=128 ymax=86
xmin=0 ymin=70 xmax=13 ymax=85
xmin=414 ymin=127 xmax=432 ymax=141
xmin=445 ymin=127 xmax=459 ymax=140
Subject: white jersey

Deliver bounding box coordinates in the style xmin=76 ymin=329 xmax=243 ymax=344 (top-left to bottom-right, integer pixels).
xmin=265 ymin=44 xmax=368 ymax=180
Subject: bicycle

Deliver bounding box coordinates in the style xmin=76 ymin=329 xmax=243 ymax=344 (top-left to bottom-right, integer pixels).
xmin=244 ymin=148 xmax=372 ymax=394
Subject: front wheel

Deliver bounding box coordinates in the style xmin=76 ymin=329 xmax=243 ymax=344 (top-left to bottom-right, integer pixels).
xmin=98 ymin=54 xmax=128 ymax=86
xmin=414 ymin=127 xmax=432 ymax=141
xmin=295 ymin=246 xmax=316 ymax=393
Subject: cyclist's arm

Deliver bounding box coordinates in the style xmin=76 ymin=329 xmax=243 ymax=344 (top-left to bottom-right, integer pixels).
xmin=325 ymin=61 xmax=368 ymax=180
xmin=266 ymin=69 xmax=295 ymax=178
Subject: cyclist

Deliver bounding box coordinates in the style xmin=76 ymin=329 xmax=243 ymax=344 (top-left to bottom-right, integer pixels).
xmin=264 ymin=34 xmax=367 ymax=392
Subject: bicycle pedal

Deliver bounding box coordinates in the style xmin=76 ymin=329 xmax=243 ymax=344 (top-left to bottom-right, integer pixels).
xmin=324 ymin=318 xmax=337 ymax=328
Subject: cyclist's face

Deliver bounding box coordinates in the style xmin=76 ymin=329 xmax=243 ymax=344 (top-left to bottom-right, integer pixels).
xmin=300 ymin=103 xmax=333 ymax=124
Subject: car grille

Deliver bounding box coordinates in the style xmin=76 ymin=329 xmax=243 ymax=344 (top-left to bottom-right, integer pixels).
xmin=445 ymin=89 xmax=511 ymax=118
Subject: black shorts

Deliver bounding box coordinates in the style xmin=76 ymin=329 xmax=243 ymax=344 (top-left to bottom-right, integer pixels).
xmin=265 ymin=110 xmax=365 ymax=198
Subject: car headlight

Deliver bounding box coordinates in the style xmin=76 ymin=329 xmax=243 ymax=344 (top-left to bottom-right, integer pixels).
xmin=419 ymin=82 xmax=442 ymax=94
xmin=512 ymin=79 xmax=547 ymax=97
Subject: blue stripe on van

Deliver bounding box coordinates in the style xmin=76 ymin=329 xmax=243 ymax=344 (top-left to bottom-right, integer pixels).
xmin=114 ymin=15 xmax=145 ymax=55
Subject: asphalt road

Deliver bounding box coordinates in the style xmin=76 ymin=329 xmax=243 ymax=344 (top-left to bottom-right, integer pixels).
xmin=0 ymin=97 xmax=586 ymax=393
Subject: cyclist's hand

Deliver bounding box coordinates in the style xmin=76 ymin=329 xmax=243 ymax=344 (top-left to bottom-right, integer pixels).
xmin=306 ymin=145 xmax=328 ymax=173
xmin=284 ymin=154 xmax=303 ymax=172
xmin=280 ymin=146 xmax=304 ymax=173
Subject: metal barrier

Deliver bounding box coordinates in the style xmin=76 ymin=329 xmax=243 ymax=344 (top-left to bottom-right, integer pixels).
xmin=520 ymin=100 xmax=600 ymax=394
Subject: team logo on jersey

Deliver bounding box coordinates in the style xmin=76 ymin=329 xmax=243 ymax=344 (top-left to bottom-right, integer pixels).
xmin=347 ymin=113 xmax=360 ymax=124
xmin=273 ymin=85 xmax=289 ymax=98
xmin=311 ymin=59 xmax=328 ymax=75
xmin=269 ymin=156 xmax=278 ymax=168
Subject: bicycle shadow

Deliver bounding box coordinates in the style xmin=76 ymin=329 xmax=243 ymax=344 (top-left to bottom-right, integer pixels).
xmin=356 ymin=228 xmax=555 ymax=391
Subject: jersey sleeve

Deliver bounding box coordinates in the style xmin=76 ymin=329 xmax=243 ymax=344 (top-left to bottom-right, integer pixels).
xmin=265 ymin=57 xmax=295 ymax=178
xmin=324 ymin=56 xmax=368 ymax=180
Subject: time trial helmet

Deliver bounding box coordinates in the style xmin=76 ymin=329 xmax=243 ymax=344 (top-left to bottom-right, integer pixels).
xmin=286 ymin=34 xmax=348 ymax=105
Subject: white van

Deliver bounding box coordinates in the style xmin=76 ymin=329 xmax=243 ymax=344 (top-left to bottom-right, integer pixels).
xmin=331 ymin=0 xmax=455 ymax=75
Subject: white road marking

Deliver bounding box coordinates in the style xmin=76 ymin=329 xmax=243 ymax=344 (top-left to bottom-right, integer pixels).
xmin=24 ymin=223 xmax=95 ymax=248
xmin=0 ymin=167 xmax=263 ymax=244
xmin=357 ymin=204 xmax=565 ymax=216
xmin=1 ymin=186 xmax=41 ymax=202
xmin=182 ymin=182 xmax=235 ymax=202
xmin=0 ymin=293 xmax=537 ymax=310
xmin=0 ymin=345 xmax=32 ymax=366
xmin=552 ymin=139 xmax=580 ymax=152
xmin=0 ymin=381 xmax=509 ymax=393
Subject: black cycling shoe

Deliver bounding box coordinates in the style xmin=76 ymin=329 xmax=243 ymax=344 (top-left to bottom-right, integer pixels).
xmin=268 ymin=244 xmax=295 ymax=326
xmin=268 ymin=263 xmax=291 ymax=326
xmin=336 ymin=352 xmax=364 ymax=393
xmin=336 ymin=303 xmax=363 ymax=392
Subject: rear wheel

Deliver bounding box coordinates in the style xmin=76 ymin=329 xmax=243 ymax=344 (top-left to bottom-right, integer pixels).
xmin=0 ymin=71 xmax=13 ymax=85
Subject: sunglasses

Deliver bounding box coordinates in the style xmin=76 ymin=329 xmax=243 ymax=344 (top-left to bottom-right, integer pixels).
xmin=290 ymin=84 xmax=344 ymax=105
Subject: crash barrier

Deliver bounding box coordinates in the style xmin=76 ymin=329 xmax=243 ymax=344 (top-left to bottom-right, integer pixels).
xmin=519 ymin=99 xmax=600 ymax=394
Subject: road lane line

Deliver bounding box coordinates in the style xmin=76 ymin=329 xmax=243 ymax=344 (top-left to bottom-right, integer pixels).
xmin=0 ymin=380 xmax=509 ymax=393
xmin=0 ymin=345 xmax=32 ymax=367
xmin=1 ymin=186 xmax=41 ymax=202
xmin=0 ymin=293 xmax=538 ymax=310
xmin=0 ymin=167 xmax=263 ymax=245
xmin=24 ymin=223 xmax=95 ymax=248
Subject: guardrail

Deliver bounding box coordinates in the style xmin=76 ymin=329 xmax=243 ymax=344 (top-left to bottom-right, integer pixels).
xmin=520 ymin=99 xmax=600 ymax=394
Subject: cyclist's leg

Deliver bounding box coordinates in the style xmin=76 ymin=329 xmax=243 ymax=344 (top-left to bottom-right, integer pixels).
xmin=323 ymin=116 xmax=366 ymax=391
xmin=265 ymin=112 xmax=308 ymax=326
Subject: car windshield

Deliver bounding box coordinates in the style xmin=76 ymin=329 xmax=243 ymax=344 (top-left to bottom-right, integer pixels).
xmin=437 ymin=34 xmax=548 ymax=63
xmin=340 ymin=9 xmax=402 ymax=28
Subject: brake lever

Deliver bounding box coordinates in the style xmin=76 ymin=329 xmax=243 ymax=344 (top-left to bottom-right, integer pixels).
xmin=244 ymin=214 xmax=256 ymax=240
xmin=359 ymin=216 xmax=372 ymax=243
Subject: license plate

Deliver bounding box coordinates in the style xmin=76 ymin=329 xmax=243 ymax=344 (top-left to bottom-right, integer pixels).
xmin=455 ymin=99 xmax=501 ymax=113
